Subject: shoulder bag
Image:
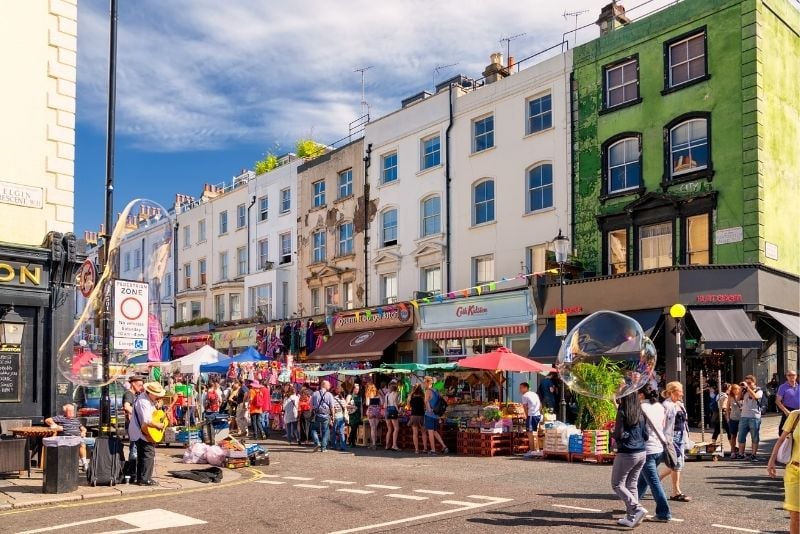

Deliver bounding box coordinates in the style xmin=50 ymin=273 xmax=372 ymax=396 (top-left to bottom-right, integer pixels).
xmin=642 ymin=409 xmax=678 ymax=469
xmin=776 ymin=412 xmax=800 ymax=465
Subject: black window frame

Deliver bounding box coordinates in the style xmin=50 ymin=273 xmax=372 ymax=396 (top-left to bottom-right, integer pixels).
xmin=662 ymin=26 xmax=710 ymax=95
xmin=600 ymin=54 xmax=642 ymax=114
xmin=662 ymin=111 xmax=714 ymax=187
xmin=600 ymin=131 xmax=645 ymax=202
xmin=600 ymin=214 xmax=631 ymax=276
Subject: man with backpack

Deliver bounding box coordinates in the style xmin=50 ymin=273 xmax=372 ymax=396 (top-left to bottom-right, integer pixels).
xmin=736 ymin=375 xmax=765 ymax=461
xmin=310 ymin=380 xmax=336 ymax=452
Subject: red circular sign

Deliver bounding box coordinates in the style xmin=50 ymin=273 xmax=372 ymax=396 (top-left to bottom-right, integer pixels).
xmin=78 ymin=260 xmax=96 ymax=298
xmin=120 ymin=296 xmax=143 ymax=320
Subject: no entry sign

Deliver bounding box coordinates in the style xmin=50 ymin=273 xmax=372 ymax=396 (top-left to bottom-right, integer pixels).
xmin=113 ymin=279 xmax=150 ymax=351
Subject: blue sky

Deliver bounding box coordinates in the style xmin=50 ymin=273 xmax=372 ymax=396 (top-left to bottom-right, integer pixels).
xmin=73 ymin=0 xmax=675 ymax=234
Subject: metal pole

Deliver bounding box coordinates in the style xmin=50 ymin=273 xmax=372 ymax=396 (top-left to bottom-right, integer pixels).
xmin=699 ymin=369 xmax=705 ymax=442
xmin=675 ymin=317 xmax=683 ymax=385
xmin=559 ymin=261 xmax=566 ymax=422
xmin=100 ymin=0 xmax=119 ymax=435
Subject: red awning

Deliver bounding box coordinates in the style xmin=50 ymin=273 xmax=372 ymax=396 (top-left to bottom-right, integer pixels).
xmin=304 ymin=327 xmax=410 ymax=363
xmin=417 ymin=324 xmax=528 ymax=340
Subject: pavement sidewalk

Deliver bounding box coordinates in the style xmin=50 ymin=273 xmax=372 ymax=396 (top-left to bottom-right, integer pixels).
xmin=687 ymin=412 xmax=782 ymax=455
xmin=0 ymin=446 xmax=246 ymax=511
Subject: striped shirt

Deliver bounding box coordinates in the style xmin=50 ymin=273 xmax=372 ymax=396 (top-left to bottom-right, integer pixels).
xmin=52 ymin=415 xmax=82 ymax=436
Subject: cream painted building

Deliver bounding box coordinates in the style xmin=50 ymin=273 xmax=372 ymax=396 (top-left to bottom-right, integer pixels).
xmin=0 ymin=0 xmax=77 ymax=245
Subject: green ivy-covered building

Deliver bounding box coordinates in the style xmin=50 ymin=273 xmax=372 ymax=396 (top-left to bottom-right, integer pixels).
xmin=532 ymin=0 xmax=799 ymax=409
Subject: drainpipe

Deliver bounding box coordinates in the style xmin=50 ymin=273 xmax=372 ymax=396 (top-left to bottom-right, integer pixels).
xmin=445 ymin=83 xmax=455 ymax=293
xmin=172 ymin=221 xmax=179 ymax=323
xmin=140 ymin=237 xmax=145 ymax=281
xmin=569 ymin=71 xmax=577 ymax=252
xmin=363 ymin=143 xmax=373 ymax=306
xmin=247 ymin=194 xmax=256 ymax=274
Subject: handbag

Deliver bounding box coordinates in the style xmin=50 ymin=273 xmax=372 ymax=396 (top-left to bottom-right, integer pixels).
xmin=642 ymin=409 xmax=679 ymax=469
xmin=776 ymin=413 xmax=799 ymax=465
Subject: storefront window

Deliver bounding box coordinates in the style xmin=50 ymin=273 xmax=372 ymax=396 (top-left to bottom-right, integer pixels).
xmin=639 ymin=221 xmax=672 ymax=270
xmin=608 ymin=228 xmax=627 ymax=274
xmin=426 ymin=337 xmax=504 ymax=361
xmin=686 ymin=214 xmax=710 ymax=265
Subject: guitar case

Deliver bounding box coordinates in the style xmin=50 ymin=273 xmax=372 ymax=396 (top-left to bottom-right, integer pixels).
xmin=87 ymin=436 xmax=125 ymax=486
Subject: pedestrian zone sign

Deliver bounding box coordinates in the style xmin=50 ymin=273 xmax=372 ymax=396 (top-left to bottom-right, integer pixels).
xmin=113 ymin=279 xmax=149 ymax=351
xmin=555 ymin=312 xmax=567 ymax=337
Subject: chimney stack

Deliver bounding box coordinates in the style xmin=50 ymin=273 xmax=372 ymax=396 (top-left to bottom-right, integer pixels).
xmin=596 ymin=1 xmax=631 ymax=36
xmin=507 ymin=56 xmax=516 ymax=73
xmin=482 ymin=52 xmax=510 ymax=84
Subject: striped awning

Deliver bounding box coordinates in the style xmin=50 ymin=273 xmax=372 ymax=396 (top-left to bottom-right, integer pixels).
xmin=417 ymin=324 xmax=529 ymax=340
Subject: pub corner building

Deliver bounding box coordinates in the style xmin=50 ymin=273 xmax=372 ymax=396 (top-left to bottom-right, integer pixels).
xmin=0 ymin=234 xmax=82 ymax=422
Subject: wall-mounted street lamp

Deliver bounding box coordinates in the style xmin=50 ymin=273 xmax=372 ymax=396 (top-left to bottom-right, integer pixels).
xmin=553 ymin=229 xmax=570 ymax=422
xmin=0 ymin=305 xmax=25 ymax=345
xmin=669 ymin=303 xmax=687 ymax=385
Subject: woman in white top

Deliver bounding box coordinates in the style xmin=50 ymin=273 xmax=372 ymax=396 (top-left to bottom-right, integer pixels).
xmin=384 ymin=383 xmax=400 ymax=451
xmin=636 ymin=385 xmax=672 ymax=522
xmin=282 ymin=387 xmax=300 ymax=445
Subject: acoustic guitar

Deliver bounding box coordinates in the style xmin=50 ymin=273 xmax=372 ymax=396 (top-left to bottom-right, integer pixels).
xmin=143 ymin=409 xmax=169 ymax=443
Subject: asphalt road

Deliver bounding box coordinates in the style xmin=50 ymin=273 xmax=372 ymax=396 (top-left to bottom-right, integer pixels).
xmin=0 ymin=439 xmax=789 ymax=534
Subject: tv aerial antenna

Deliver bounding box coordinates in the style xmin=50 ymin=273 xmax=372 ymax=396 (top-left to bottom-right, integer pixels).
xmin=433 ymin=62 xmax=458 ymax=91
xmin=354 ymin=66 xmax=373 ymax=117
xmin=564 ymin=10 xmax=589 ymax=46
xmin=499 ymin=32 xmax=526 ymax=65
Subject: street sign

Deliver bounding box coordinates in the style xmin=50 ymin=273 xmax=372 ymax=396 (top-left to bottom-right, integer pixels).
xmin=77 ymin=259 xmax=96 ymax=298
xmin=113 ymin=279 xmax=149 ymax=351
xmin=555 ymin=312 xmax=568 ymax=337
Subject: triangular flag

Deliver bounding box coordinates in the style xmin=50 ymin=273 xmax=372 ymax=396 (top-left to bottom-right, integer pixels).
xmin=461 ymin=289 xmax=469 ymax=298
xmin=476 ymin=285 xmax=483 ymax=295
xmin=355 ymin=312 xmax=361 ymax=320
xmin=410 ymin=300 xmax=419 ymax=309
xmin=422 ymin=297 xmax=431 ymax=304
xmin=365 ymin=310 xmax=372 ymax=319
xmin=447 ymin=292 xmax=456 ymax=299
xmin=435 ymin=295 xmax=444 ymax=303
xmin=398 ymin=302 xmax=407 ymax=312
xmin=488 ymin=281 xmax=497 ymax=291
xmin=376 ymin=307 xmax=383 ymax=315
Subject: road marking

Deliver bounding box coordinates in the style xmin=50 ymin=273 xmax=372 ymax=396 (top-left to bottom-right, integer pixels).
xmin=294 ymin=484 xmax=329 ymax=489
xmin=441 ymin=500 xmax=486 ymax=506
xmin=552 ymin=504 xmax=603 ymax=513
xmin=18 ymin=508 xmax=205 ymax=533
xmin=283 ymin=476 xmax=314 ymax=481
xmin=366 ymin=484 xmax=401 ymax=490
xmin=413 ymin=489 xmax=454 ymax=495
xmin=257 ymin=480 xmax=286 ymax=485
xmin=329 ymin=497 xmax=513 ymax=534
xmin=467 ymin=494 xmax=506 ymax=500
xmin=386 ymin=494 xmax=428 ymax=501
xmin=712 ymin=525 xmax=763 ymax=533
xmin=261 ymin=474 xmax=281 ymax=478
xmin=337 ymin=489 xmax=375 ymax=495
xmin=646 ymin=515 xmax=684 ymax=523
xmin=323 ymin=480 xmax=355 ymax=485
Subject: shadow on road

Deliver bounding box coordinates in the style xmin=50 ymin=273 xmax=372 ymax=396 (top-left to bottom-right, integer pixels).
xmin=467 ymin=507 xmax=621 ymax=531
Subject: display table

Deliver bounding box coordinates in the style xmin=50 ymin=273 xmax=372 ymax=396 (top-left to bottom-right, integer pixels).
xmin=10 ymin=427 xmax=58 ymax=474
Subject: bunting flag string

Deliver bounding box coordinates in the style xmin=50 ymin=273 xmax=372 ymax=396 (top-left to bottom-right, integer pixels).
xmin=332 ymin=268 xmax=559 ymax=323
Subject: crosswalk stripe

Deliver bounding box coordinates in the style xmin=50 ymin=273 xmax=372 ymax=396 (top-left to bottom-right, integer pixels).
xmin=294 ymin=484 xmax=329 ymax=489
xmin=337 ymin=489 xmax=375 ymax=495
xmin=414 ymin=489 xmax=454 ymax=495
xmin=552 ymin=504 xmax=603 ymax=513
xmin=366 ymin=484 xmax=402 ymax=490
xmin=257 ymin=480 xmax=286 ymax=485
xmin=261 ymin=474 xmax=281 ymax=478
xmin=385 ymin=494 xmax=428 ymax=501
xmin=441 ymin=500 xmax=484 ymax=507
xmin=283 ymin=476 xmax=314 ymax=481
xmin=323 ymin=480 xmax=355 ymax=485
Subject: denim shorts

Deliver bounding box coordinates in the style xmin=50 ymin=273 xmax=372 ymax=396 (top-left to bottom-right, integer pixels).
xmin=526 ymin=415 xmax=542 ymax=432
xmin=424 ymin=415 xmax=439 ymax=431
xmin=737 ymin=417 xmax=761 ymax=444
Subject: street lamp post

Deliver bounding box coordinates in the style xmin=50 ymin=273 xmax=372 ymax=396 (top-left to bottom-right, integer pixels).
xmin=670 ymin=304 xmax=687 ymax=386
xmin=553 ymin=229 xmax=570 ymax=422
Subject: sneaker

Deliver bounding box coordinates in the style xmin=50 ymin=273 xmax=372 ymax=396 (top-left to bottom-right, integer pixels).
xmin=523 ymin=451 xmax=536 ymax=458
xmin=617 ymin=516 xmax=636 ymax=528
xmin=312 ymin=445 xmax=320 ymax=452
xmin=631 ymin=508 xmax=647 ymax=527
xmin=649 ymin=516 xmax=671 ymax=523
xmin=750 ymin=455 xmax=760 ymax=462
xmin=442 ymin=447 xmax=449 ymax=454
xmin=533 ymin=450 xmax=544 ymax=458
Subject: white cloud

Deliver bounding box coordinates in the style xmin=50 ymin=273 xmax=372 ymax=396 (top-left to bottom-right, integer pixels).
xmin=76 ymin=0 xmax=678 ymax=152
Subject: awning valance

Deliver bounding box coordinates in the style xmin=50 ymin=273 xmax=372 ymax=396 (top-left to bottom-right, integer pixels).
xmin=304 ymin=327 xmax=410 ymax=363
xmin=417 ymin=324 xmax=528 ymax=340
xmin=765 ymin=310 xmax=800 ymax=337
xmin=691 ymin=308 xmax=763 ymax=350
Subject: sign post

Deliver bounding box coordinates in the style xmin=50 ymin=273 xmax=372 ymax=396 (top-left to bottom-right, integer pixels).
xmin=113 ymin=280 xmax=149 ymax=351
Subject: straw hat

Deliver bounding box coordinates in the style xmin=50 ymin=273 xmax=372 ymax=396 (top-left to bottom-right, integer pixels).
xmin=144 ymin=381 xmax=166 ymax=397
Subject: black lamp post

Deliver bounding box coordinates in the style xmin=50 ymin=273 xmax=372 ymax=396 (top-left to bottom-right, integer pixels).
xmin=553 ymin=229 xmax=570 ymax=422
xmin=670 ymin=303 xmax=686 ymax=385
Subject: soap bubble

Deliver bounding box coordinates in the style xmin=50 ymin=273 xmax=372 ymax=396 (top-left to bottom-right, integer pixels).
xmin=57 ymin=199 xmax=173 ymax=387
xmin=556 ymin=310 xmax=657 ymax=401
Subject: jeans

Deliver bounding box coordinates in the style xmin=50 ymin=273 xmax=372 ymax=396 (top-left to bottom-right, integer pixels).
xmin=300 ymin=412 xmax=312 ymax=443
xmin=127 ymin=437 xmax=137 ymax=462
xmin=737 ymin=416 xmax=761 ymax=445
xmin=637 ymin=452 xmax=672 ymax=520
xmin=134 ymin=439 xmax=155 ymax=483
xmin=332 ymin=417 xmax=347 ymax=450
xmin=611 ymin=451 xmax=647 ymax=517
xmin=250 ymin=412 xmax=268 ymax=440
xmin=311 ymin=416 xmax=330 ymax=450
xmin=286 ymin=421 xmax=299 ymax=444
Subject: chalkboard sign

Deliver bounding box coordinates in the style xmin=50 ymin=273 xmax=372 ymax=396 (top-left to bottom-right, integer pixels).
xmin=0 ymin=346 xmax=22 ymax=402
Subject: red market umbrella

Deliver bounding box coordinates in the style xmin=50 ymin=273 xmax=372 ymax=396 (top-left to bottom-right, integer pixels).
xmin=456 ymin=346 xmax=555 ymax=374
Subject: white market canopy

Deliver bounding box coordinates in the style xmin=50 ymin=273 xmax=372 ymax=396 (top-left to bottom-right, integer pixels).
xmin=171 ymin=344 xmax=226 ymax=375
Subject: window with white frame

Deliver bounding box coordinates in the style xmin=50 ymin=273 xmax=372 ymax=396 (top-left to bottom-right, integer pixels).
xmin=608 ymin=229 xmax=628 ymax=274
xmin=526 ymin=244 xmax=547 ymax=274
xmin=527 ymin=94 xmax=552 ymax=134
xmin=325 ymin=285 xmax=339 ymax=307
xmin=258 ymin=239 xmax=269 ymax=269
xmin=249 ymin=284 xmax=272 ymax=319
xmin=669 ymin=118 xmax=708 ymax=178
xmin=607 ymin=138 xmax=641 ymax=193
xmin=527 ymin=164 xmax=553 ymax=212
xmin=281 ymin=281 xmax=288 ymax=319
xmin=342 ymin=281 xmax=354 ymax=310
xmin=473 ymin=115 xmax=494 ymax=153
xmin=198 ymin=258 xmax=207 ymax=285
xmin=237 ymin=246 xmax=247 ymax=276
xmin=312 ymin=180 xmax=326 ymax=207
xmin=259 ymin=196 xmax=268 ymax=221
xmin=214 ymin=294 xmax=226 ymax=323
xmin=198 ymin=219 xmax=206 ymax=242
xmin=124 ymin=252 xmax=131 ymax=272
xmin=183 ymin=263 xmax=191 ymax=289
xmin=421 ymin=196 xmax=441 ymax=237
xmin=237 ymin=204 xmax=246 ymax=229
xmin=311 ymin=288 xmax=321 ymax=315
xmin=338 ymin=222 xmax=354 ymax=256
xmin=182 ymin=226 xmax=191 ymax=249
xmin=338 ymin=169 xmax=353 ymax=199
xmin=133 ymin=249 xmax=141 ymax=269
xmin=667 ymin=32 xmax=706 ymax=88
xmin=421 ymin=135 xmax=440 ymax=170
xmin=381 ymin=273 xmax=398 ymax=304
xmin=219 ymin=211 xmax=228 ymax=234
xmin=605 ymin=58 xmax=639 ymax=108
xmin=230 ymin=294 xmax=241 ymax=320
xmin=312 ymin=230 xmax=326 ymax=263
xmin=473 ymin=255 xmax=494 ymax=285
xmin=219 ymin=251 xmax=229 ymax=280
xmin=279 ymin=232 xmax=292 ymax=264
xmin=639 ymin=222 xmax=672 ymax=270
xmin=179 ymin=302 xmax=188 ymax=322
xmin=382 ymin=209 xmax=398 ymax=246
xmin=164 ymin=273 xmax=172 ymax=297
xmin=686 ymin=214 xmax=710 ymax=265
xmin=382 ymin=152 xmax=397 ymax=184
xmin=190 ymin=301 xmax=201 ymax=319
xmin=422 ymin=265 xmax=442 ymax=294
xmin=280 ymin=187 xmax=291 ymax=213
xmin=473 ymin=180 xmax=495 ymax=225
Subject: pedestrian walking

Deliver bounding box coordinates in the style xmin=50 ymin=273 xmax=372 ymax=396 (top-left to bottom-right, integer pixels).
xmin=611 ymin=391 xmax=649 ymax=528
xmin=347 ymin=383 xmax=363 ymax=448
xmin=310 ymin=380 xmax=335 ymax=452
xmin=283 ymin=386 xmax=299 ymax=445
xmin=332 ymin=386 xmax=348 ymax=451
xmin=728 ymin=383 xmax=742 ymax=458
xmin=767 ymin=408 xmax=799 ymax=534
xmin=777 ymin=370 xmax=799 ymax=435
xmin=423 ymin=376 xmax=449 ymax=454
xmin=298 ymin=387 xmax=313 ymax=445
xmin=384 ymin=382 xmax=400 ymax=451
xmin=736 ymin=375 xmax=764 ymax=461
xmin=636 ymin=385 xmax=672 ymax=523
xmin=249 ymin=380 xmax=269 ymax=440
xmin=365 ymin=383 xmax=382 ymax=449
xmin=408 ymin=384 xmax=428 ymax=454
xmin=660 ymin=381 xmax=691 ymax=502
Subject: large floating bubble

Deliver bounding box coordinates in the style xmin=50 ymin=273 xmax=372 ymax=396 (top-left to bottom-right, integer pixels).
xmin=556 ymin=310 xmax=657 ymax=401
xmin=57 ymin=199 xmax=173 ymax=387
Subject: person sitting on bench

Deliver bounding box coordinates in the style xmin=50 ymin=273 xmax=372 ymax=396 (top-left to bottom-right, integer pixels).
xmin=45 ymin=403 xmax=90 ymax=470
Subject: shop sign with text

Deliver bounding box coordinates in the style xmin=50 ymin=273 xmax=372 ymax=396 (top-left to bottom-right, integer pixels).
xmin=0 ymin=261 xmax=47 ymax=288
xmin=334 ymin=305 xmax=414 ymax=333
xmin=419 ymin=290 xmax=533 ymax=330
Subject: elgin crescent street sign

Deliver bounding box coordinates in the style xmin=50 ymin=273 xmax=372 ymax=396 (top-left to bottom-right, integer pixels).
xmin=113 ymin=279 xmax=149 ymax=351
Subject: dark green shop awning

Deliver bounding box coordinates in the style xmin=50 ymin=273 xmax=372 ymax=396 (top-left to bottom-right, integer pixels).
xmin=690 ymin=308 xmax=763 ymax=350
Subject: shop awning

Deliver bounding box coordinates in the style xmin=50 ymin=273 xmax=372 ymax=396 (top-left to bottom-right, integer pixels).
xmin=304 ymin=327 xmax=410 ymax=363
xmin=691 ymin=308 xmax=764 ymax=350
xmin=765 ymin=310 xmax=800 ymax=337
xmin=417 ymin=324 xmax=528 ymax=340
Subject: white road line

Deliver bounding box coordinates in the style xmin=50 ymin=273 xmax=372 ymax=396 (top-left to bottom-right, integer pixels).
xmin=366 ymin=484 xmax=402 ymax=490
xmin=386 ymin=494 xmax=428 ymax=501
xmin=283 ymin=476 xmax=314 ymax=481
xmin=294 ymin=483 xmax=329 ymax=489
xmin=328 ymin=497 xmax=513 ymax=534
xmin=323 ymin=480 xmax=355 ymax=485
xmin=646 ymin=515 xmax=684 ymax=523
xmin=712 ymin=525 xmax=763 ymax=533
xmin=551 ymin=504 xmax=603 ymax=513
xmin=441 ymin=500 xmax=486 ymax=506
xmin=467 ymin=495 xmax=506 ymax=500
xmin=337 ymin=489 xmax=375 ymax=495
xmin=413 ymin=489 xmax=454 ymax=495
xmin=257 ymin=480 xmax=286 ymax=485
xmin=261 ymin=474 xmax=281 ymax=478
xmin=18 ymin=509 xmax=206 ymax=534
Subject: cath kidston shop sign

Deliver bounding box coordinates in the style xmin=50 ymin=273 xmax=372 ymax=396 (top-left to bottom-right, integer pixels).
xmin=113 ymin=280 xmax=149 ymax=351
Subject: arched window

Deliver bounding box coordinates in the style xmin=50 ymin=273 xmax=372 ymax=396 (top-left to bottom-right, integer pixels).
xmin=669 ymin=118 xmax=708 ymax=177
xmin=607 ymin=138 xmax=641 ymax=193
xmin=527 ymin=164 xmax=553 ymax=212
xmin=473 ymin=180 xmax=495 ymax=225
xmin=421 ymin=196 xmax=441 ymax=237
xmin=382 ymin=209 xmax=398 ymax=247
